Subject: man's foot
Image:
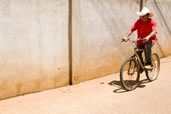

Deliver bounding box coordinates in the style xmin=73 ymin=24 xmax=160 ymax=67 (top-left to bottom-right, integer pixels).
xmin=145 ymin=65 xmax=153 ymax=70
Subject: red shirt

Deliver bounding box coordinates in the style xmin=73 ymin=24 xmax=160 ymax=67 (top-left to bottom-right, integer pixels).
xmin=131 ymin=18 xmax=157 ymax=46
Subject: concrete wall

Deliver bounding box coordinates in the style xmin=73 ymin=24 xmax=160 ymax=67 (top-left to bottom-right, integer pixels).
xmin=72 ymin=0 xmax=171 ymax=84
xmin=0 ymin=0 xmax=171 ymax=100
xmin=0 ymin=0 xmax=69 ymax=100
xmin=72 ymin=0 xmax=140 ymax=83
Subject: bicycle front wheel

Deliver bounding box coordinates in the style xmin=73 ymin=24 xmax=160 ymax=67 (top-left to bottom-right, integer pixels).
xmin=145 ymin=53 xmax=160 ymax=81
xmin=120 ymin=57 xmax=140 ymax=91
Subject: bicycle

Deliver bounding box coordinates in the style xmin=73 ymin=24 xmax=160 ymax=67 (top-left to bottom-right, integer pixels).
xmin=120 ymin=39 xmax=160 ymax=91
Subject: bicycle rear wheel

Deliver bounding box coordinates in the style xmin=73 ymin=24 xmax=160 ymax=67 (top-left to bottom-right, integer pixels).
xmin=120 ymin=57 xmax=140 ymax=91
xmin=145 ymin=53 xmax=160 ymax=81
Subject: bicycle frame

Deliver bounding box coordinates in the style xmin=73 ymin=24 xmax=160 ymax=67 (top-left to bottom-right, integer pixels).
xmin=123 ymin=38 xmax=155 ymax=74
xmin=126 ymin=39 xmax=146 ymax=71
xmin=133 ymin=48 xmax=145 ymax=70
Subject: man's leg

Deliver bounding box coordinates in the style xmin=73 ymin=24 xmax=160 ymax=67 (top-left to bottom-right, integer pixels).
xmin=144 ymin=41 xmax=154 ymax=68
xmin=137 ymin=46 xmax=144 ymax=73
xmin=137 ymin=46 xmax=144 ymax=64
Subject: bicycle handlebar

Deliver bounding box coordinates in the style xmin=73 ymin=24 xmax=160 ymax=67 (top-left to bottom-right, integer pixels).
xmin=121 ymin=38 xmax=145 ymax=47
xmin=122 ymin=38 xmax=144 ymax=42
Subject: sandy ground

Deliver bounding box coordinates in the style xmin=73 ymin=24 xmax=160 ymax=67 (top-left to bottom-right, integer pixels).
xmin=0 ymin=56 xmax=171 ymax=114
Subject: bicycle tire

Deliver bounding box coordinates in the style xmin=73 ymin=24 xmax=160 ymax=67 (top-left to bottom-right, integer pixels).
xmin=145 ymin=53 xmax=160 ymax=81
xmin=120 ymin=57 xmax=140 ymax=91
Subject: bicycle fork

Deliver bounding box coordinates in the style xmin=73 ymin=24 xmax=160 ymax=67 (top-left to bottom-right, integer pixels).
xmin=127 ymin=59 xmax=136 ymax=75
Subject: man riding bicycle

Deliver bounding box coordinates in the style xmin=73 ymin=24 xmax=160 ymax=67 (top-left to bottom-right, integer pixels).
xmin=122 ymin=7 xmax=158 ymax=69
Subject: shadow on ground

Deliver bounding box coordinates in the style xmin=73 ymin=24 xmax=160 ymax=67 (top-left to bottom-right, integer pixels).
xmin=108 ymin=79 xmax=150 ymax=93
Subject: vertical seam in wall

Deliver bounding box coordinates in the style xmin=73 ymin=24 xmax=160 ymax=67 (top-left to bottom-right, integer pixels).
xmin=140 ymin=0 xmax=143 ymax=11
xmin=68 ymin=0 xmax=73 ymax=85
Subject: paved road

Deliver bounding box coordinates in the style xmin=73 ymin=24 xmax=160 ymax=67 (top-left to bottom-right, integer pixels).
xmin=0 ymin=56 xmax=171 ymax=114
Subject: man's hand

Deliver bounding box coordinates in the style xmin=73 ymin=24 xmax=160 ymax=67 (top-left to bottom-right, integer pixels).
xmin=143 ymin=36 xmax=150 ymax=43
xmin=122 ymin=37 xmax=129 ymax=42
xmin=143 ymin=38 xmax=148 ymax=43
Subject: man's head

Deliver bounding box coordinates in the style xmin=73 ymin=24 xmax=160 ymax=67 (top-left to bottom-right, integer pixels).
xmin=136 ymin=7 xmax=153 ymax=22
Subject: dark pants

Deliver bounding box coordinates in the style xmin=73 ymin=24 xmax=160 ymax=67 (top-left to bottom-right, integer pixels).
xmin=137 ymin=41 xmax=154 ymax=66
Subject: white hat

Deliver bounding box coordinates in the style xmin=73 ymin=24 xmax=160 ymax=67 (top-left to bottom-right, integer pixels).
xmin=136 ymin=7 xmax=153 ymax=17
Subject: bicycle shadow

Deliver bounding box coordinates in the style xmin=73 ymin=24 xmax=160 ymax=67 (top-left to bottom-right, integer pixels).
xmin=108 ymin=79 xmax=150 ymax=93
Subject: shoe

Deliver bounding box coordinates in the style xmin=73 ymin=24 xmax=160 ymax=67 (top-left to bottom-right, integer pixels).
xmin=145 ymin=65 xmax=153 ymax=70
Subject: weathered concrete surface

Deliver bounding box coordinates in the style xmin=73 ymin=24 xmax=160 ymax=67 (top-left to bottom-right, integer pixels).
xmin=0 ymin=0 xmax=171 ymax=100
xmin=72 ymin=0 xmax=171 ymax=84
xmin=0 ymin=56 xmax=170 ymax=114
xmin=0 ymin=0 xmax=69 ymax=100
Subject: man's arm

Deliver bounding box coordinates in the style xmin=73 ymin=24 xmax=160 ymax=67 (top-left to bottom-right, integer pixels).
xmin=144 ymin=19 xmax=157 ymax=42
xmin=122 ymin=30 xmax=133 ymax=41
xmin=122 ymin=19 xmax=138 ymax=41
xmin=143 ymin=30 xmax=157 ymax=42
